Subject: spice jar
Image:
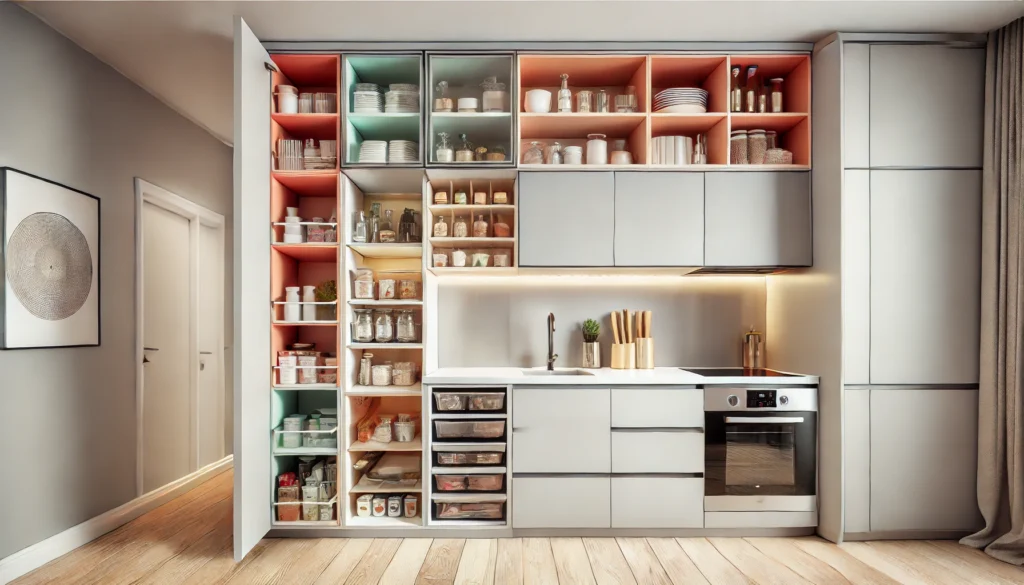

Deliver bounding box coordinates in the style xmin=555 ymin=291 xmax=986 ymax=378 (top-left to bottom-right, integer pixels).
xmin=352 ymin=309 xmax=374 ymax=343
xmin=404 ymin=495 xmax=418 ymax=518
xmin=557 ymin=73 xmax=572 ymax=112
xmin=493 ymin=216 xmax=511 ymax=238
xmin=434 ymin=81 xmax=453 ymax=112
xmin=432 ymin=252 xmax=449 ymax=267
xmin=435 ymin=132 xmax=454 ymax=163
xmin=730 ymin=130 xmax=749 ymax=164
xmin=454 ymin=190 xmax=468 ymax=205
xmin=374 ymin=309 xmax=394 ymax=342
xmin=481 ymin=76 xmax=508 ymax=112
xmin=372 ymin=496 xmax=387 ymax=517
xmin=378 ymin=279 xmax=396 ymax=300
xmin=747 ymin=129 xmax=767 ymax=165
xmin=388 ymin=495 xmax=402 ymax=517
xmin=396 ymin=310 xmax=417 ymax=342
xmin=358 ymin=352 xmax=373 ymax=386
xmin=474 ymin=191 xmax=487 ymax=205
xmin=356 ymin=494 xmax=373 ymax=517
xmin=455 ymin=134 xmax=474 ymax=162
xmin=486 ymin=145 xmax=506 ymax=162
xmin=372 ymin=363 xmax=393 ymax=386
xmin=474 ymin=147 xmax=488 ymax=161
xmin=434 ymin=190 xmax=449 ymax=204
xmin=473 ymin=215 xmax=489 ymax=237
xmin=393 ymin=362 xmax=416 ymax=386
xmin=453 ymin=216 xmax=468 ymax=238
xmin=353 ymin=210 xmax=368 ymax=243
xmin=770 ymin=78 xmax=784 ymax=113
xmin=547 ymin=142 xmax=563 ymax=165
xmin=766 ymin=130 xmax=778 ymax=150
xmin=596 ymin=89 xmax=610 ymax=113
xmin=398 ymin=279 xmax=418 ymax=300
xmin=433 ymin=215 xmax=448 ymax=237
xmin=451 ymin=249 xmax=467 ymax=267
xmin=576 ymin=90 xmax=594 ymax=113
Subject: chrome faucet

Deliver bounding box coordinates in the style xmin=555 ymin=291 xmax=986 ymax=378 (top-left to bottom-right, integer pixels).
xmin=547 ymin=313 xmax=558 ymax=370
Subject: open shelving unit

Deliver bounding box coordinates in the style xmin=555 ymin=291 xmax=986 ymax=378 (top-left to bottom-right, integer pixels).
xmin=342 ymin=54 xmax=425 ymax=167
xmin=269 ymin=53 xmax=343 ymax=529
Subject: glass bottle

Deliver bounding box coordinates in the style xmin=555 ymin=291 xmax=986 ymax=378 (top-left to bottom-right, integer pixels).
xmin=557 ymin=73 xmax=572 ymax=112
xmin=369 ymin=214 xmax=380 ymax=243
xmin=435 ymin=132 xmax=454 ymax=163
xmin=395 ymin=310 xmax=417 ymax=342
xmin=352 ymin=309 xmax=374 ymax=342
xmin=378 ymin=209 xmax=396 ymax=243
xmin=453 ymin=216 xmax=468 ymax=238
xmin=770 ymin=78 xmax=784 ymax=113
xmin=358 ymin=352 xmax=373 ymax=386
xmin=473 ymin=214 xmax=489 ymax=237
xmin=547 ymin=142 xmax=563 ymax=165
xmin=744 ymin=65 xmax=759 ymax=113
xmin=374 ymin=309 xmax=394 ymax=342
xmin=523 ymin=141 xmax=545 ymax=165
xmin=596 ymin=89 xmax=610 ymax=113
xmin=434 ymin=81 xmax=453 ymax=112
xmin=730 ymin=66 xmax=742 ymax=112
xmin=433 ymin=215 xmax=448 ymax=237
xmin=353 ymin=210 xmax=368 ymax=243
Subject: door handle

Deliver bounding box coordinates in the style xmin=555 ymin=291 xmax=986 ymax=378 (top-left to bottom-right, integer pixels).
xmin=725 ymin=416 xmax=805 ymax=424
xmin=144 ymin=347 xmax=159 ymax=351
xmin=200 ymin=351 xmax=213 ymax=355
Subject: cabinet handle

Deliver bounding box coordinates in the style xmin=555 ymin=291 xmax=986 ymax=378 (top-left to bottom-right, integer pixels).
xmin=725 ymin=416 xmax=805 ymax=424
xmin=143 ymin=347 xmax=159 ymax=351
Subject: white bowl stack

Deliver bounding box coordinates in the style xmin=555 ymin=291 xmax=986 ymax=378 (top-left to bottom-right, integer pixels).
xmin=654 ymin=88 xmax=709 ymax=114
xmin=352 ymin=83 xmax=383 ymax=113
xmin=385 ymin=84 xmax=420 ymax=113
xmin=358 ymin=140 xmax=388 ymax=163
xmin=388 ymin=140 xmax=419 ymax=163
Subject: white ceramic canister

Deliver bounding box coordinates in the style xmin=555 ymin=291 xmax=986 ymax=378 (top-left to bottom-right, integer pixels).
xmin=356 ymin=494 xmax=373 ymax=517
xmin=586 ymin=134 xmax=608 ymax=165
xmin=283 ymin=215 xmax=304 ymax=244
xmin=302 ymin=285 xmax=317 ymax=321
xmin=284 ymin=287 xmax=301 ymax=322
xmin=276 ymin=85 xmax=298 ymax=114
xmin=564 ymin=146 xmax=583 ymax=165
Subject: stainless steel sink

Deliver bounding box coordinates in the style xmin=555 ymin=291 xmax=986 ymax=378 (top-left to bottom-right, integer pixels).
xmin=521 ymin=369 xmax=595 ymax=376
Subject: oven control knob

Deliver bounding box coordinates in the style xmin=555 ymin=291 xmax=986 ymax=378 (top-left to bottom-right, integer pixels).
xmin=780 ymin=395 xmax=789 ymax=405
xmin=727 ymin=395 xmax=739 ymax=407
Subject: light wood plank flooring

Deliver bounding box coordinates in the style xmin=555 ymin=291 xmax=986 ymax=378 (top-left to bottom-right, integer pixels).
xmin=13 ymin=470 xmax=1024 ymax=584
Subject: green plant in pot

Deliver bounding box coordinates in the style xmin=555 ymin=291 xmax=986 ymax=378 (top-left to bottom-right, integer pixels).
xmin=315 ymin=279 xmax=337 ymax=321
xmin=581 ymin=318 xmax=601 ymax=369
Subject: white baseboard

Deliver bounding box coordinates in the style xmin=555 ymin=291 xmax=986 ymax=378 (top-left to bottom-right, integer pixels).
xmin=0 ymin=455 xmax=233 ymax=585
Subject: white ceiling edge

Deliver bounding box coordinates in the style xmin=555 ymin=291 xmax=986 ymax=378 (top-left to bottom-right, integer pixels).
xmin=19 ymin=1 xmax=1024 ymax=147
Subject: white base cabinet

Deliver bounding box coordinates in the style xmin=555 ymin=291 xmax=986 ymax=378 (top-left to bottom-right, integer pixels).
xmin=611 ymin=431 xmax=703 ymax=474
xmin=513 ymin=477 xmax=611 ymax=528
xmin=612 ymin=477 xmax=703 ymax=528
xmin=512 ymin=387 xmax=610 ymax=473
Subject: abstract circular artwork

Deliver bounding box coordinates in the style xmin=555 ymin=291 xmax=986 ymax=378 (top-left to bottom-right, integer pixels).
xmin=6 ymin=211 xmax=94 ymax=321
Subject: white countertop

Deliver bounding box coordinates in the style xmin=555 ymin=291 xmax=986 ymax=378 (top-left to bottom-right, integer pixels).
xmin=422 ymin=367 xmax=819 ymax=386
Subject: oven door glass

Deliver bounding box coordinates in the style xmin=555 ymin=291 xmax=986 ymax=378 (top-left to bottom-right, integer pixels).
xmin=705 ymin=411 xmax=816 ymax=496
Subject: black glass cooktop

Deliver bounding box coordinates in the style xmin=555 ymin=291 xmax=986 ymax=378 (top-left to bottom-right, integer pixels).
xmin=680 ymin=367 xmax=798 ymax=377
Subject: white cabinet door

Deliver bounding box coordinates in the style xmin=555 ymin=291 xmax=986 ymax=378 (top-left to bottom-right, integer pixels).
xmin=843 ymin=170 xmax=870 ymax=384
xmin=869 ymin=45 xmax=985 ymax=168
xmin=611 ymin=431 xmax=704 ymax=474
xmin=844 ymin=388 xmax=870 ymax=534
xmin=232 ymin=16 xmax=273 ymax=561
xmin=513 ymin=477 xmax=610 ymax=528
xmin=518 ymin=172 xmax=615 ymax=266
xmin=704 ymin=172 xmax=812 ymax=267
xmin=512 ymin=387 xmax=610 ymax=473
xmin=870 ymin=170 xmax=981 ymax=384
xmin=870 ymin=389 xmax=982 ymax=532
xmin=611 ymin=388 xmax=703 ymax=428
xmin=613 ymin=173 xmax=704 ymax=266
xmin=843 ymin=43 xmax=870 ymax=168
xmin=612 ymin=478 xmax=703 ymax=528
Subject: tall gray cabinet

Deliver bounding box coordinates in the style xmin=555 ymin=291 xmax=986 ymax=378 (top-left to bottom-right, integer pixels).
xmin=841 ymin=41 xmax=985 ymax=537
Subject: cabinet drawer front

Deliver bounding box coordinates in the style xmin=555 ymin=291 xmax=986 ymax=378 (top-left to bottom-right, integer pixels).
xmin=513 ymin=387 xmax=611 ymax=473
xmin=512 ymin=477 xmax=610 ymax=528
xmin=611 ymin=388 xmax=703 ymax=428
xmin=612 ymin=477 xmax=703 ymax=528
xmin=611 ymin=431 xmax=704 ymax=473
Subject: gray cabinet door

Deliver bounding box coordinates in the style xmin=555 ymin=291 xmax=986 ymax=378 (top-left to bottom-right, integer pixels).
xmin=704 ymin=172 xmax=812 ymax=267
xmin=870 ymin=389 xmax=981 ymax=532
xmin=518 ymin=172 xmax=614 ymax=266
xmin=844 ymin=388 xmax=870 ymax=534
xmin=614 ymin=173 xmax=704 ymax=266
xmin=512 ymin=387 xmax=610 ymax=473
xmin=870 ymin=170 xmax=981 ymax=384
xmin=869 ymin=45 xmax=985 ymax=168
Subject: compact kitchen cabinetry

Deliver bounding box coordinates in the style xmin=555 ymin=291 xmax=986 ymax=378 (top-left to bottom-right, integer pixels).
xmin=836 ymin=39 xmax=985 ymax=538
xmin=343 ymin=54 xmax=424 ymax=167
xmin=511 ymin=386 xmax=704 ymax=529
xmin=518 ymin=170 xmax=810 ymax=269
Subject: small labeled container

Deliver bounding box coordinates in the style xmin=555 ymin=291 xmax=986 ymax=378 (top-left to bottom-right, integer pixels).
xmin=356 ymin=494 xmax=373 ymax=517
xmin=404 ymin=495 xmax=418 ymax=518
xmin=378 ymin=279 xmax=396 ymax=300
xmin=398 ymin=279 xmax=419 ymax=300
xmin=275 ymin=85 xmax=298 ymax=114
xmin=393 ymin=361 xmax=417 ymax=386
xmin=372 ymin=496 xmax=387 ymax=517
xmin=372 ymin=363 xmax=393 ymax=386
xmin=388 ymin=495 xmax=402 ymax=517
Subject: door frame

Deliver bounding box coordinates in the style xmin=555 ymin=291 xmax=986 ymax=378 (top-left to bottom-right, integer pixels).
xmin=134 ymin=178 xmax=226 ymax=497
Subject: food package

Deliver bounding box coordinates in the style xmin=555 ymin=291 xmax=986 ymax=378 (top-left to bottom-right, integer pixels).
xmin=435 ymin=475 xmax=467 ymax=491
xmin=468 ymin=475 xmax=503 ymax=491
xmin=367 ymin=452 xmax=421 ymax=481
xmin=372 ymin=415 xmax=393 ymax=443
xmin=295 ymin=351 xmax=321 ymax=384
xmin=276 ymin=485 xmax=300 ymax=521
xmin=355 ymin=398 xmax=382 ymax=443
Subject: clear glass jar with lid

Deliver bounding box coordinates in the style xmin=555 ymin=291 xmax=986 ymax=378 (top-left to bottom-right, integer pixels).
xmin=523 ymin=141 xmax=545 ymax=165
xmin=395 ymin=310 xmax=417 ymax=343
xmin=435 ymin=132 xmax=454 ymax=163
xmin=352 ymin=309 xmax=374 ymax=342
xmin=374 ymin=309 xmax=394 ymax=343
xmin=455 ymin=133 xmax=474 ymax=162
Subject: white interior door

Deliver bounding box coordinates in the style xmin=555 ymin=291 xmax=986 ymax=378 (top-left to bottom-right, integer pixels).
xmin=198 ymin=223 xmax=225 ymax=467
xmin=233 ymin=15 xmax=273 ymax=561
xmin=142 ymin=203 xmax=193 ymax=493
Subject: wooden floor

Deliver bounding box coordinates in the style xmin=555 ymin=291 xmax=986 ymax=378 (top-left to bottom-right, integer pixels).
xmin=14 ymin=470 xmax=1024 ymax=585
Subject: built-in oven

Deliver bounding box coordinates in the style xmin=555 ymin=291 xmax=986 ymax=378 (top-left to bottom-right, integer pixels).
xmin=704 ymin=386 xmax=817 ymax=513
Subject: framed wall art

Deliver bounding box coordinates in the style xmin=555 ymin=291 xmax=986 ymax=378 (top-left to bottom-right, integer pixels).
xmin=1 ymin=168 xmax=100 ymax=349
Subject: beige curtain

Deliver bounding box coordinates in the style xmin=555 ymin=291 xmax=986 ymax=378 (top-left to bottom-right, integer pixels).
xmin=961 ymin=17 xmax=1024 ymax=566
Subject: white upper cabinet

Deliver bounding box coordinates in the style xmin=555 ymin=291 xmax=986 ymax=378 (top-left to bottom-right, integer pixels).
xmin=869 ymin=170 xmax=981 ymax=384
xmin=869 ymin=45 xmax=985 ymax=168
xmin=843 ymin=43 xmax=870 ymax=168
xmin=613 ymin=173 xmax=704 ymax=266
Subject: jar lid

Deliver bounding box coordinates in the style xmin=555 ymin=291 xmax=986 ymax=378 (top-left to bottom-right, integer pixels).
xmin=275 ymin=85 xmax=298 ymax=95
xmin=730 ymin=130 xmax=748 ymax=136
xmin=587 ymin=133 xmax=607 ymax=140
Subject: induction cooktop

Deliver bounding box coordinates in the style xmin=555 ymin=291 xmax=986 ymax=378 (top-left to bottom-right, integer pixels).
xmin=680 ymin=367 xmax=799 ymax=377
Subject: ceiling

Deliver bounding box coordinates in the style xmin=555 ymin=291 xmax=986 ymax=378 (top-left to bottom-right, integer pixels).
xmin=21 ymin=1 xmax=1024 ymax=146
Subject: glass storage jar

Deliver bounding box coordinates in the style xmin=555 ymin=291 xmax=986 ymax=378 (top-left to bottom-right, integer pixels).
xmin=433 ymin=215 xmax=448 ymax=237
xmin=730 ymin=130 xmax=749 ymax=164
xmin=523 ymin=141 xmax=545 ymax=165
xmin=453 ymin=216 xmax=468 ymax=238
xmin=374 ymin=309 xmax=394 ymax=342
xmin=747 ymin=129 xmax=767 ymax=164
xmin=455 ymin=134 xmax=474 ymax=162
xmin=473 ymin=215 xmax=489 ymax=238
xmin=352 ymin=309 xmax=374 ymax=343
xmin=436 ymin=132 xmax=454 ymax=163
xmin=396 ymin=310 xmax=417 ymax=342
xmin=392 ymin=362 xmax=416 ymax=386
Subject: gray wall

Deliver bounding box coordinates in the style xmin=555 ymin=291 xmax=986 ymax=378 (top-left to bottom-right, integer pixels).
xmin=438 ymin=278 xmax=766 ymax=368
xmin=0 ymin=4 xmax=233 ymax=559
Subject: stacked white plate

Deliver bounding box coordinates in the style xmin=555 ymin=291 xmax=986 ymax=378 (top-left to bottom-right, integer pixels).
xmin=353 ymin=87 xmax=383 ymax=113
xmin=652 ymin=135 xmax=695 ymax=165
xmin=388 ymin=140 xmax=419 ymax=163
xmin=654 ymin=87 xmax=709 ymax=114
xmin=358 ymin=140 xmax=388 ymax=163
xmin=385 ymin=84 xmax=420 ymax=113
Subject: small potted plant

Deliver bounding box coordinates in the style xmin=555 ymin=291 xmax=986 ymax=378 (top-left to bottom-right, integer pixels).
xmin=315 ymin=279 xmax=337 ymax=321
xmin=581 ymin=318 xmax=601 ymax=369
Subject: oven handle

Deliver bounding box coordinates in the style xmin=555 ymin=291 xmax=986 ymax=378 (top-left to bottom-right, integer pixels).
xmin=725 ymin=416 xmax=805 ymax=424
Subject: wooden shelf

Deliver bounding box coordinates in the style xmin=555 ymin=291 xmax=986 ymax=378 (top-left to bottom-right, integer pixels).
xmin=347 ymin=243 xmax=423 ymax=259
xmin=346 ymin=515 xmax=422 ymax=528
xmin=272 ymin=320 xmax=338 ymax=327
xmin=651 ymin=113 xmax=727 ymax=133
xmin=351 ymin=478 xmax=423 ymax=494
xmin=430 ymin=267 xmax=519 ymax=276
xmin=518 ymin=164 xmax=643 ymax=171
xmin=429 ymin=237 xmax=514 ymax=249
xmin=272 ymin=171 xmax=338 ymax=198
xmin=429 ymin=204 xmax=515 ymax=212
xmin=348 ymin=342 xmax=424 ymax=349
xmin=349 ymin=434 xmax=422 ymax=452
xmin=272 ymin=113 xmax=338 ymax=139
xmin=272 ymin=519 xmax=339 ymax=528
xmin=519 ymin=113 xmax=646 ymax=139
xmin=730 ymin=113 xmax=808 ymax=132
xmin=347 ymin=299 xmax=423 ymax=306
xmin=271 ymin=243 xmax=338 ymax=262
xmin=347 ymin=383 xmax=422 ymax=396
